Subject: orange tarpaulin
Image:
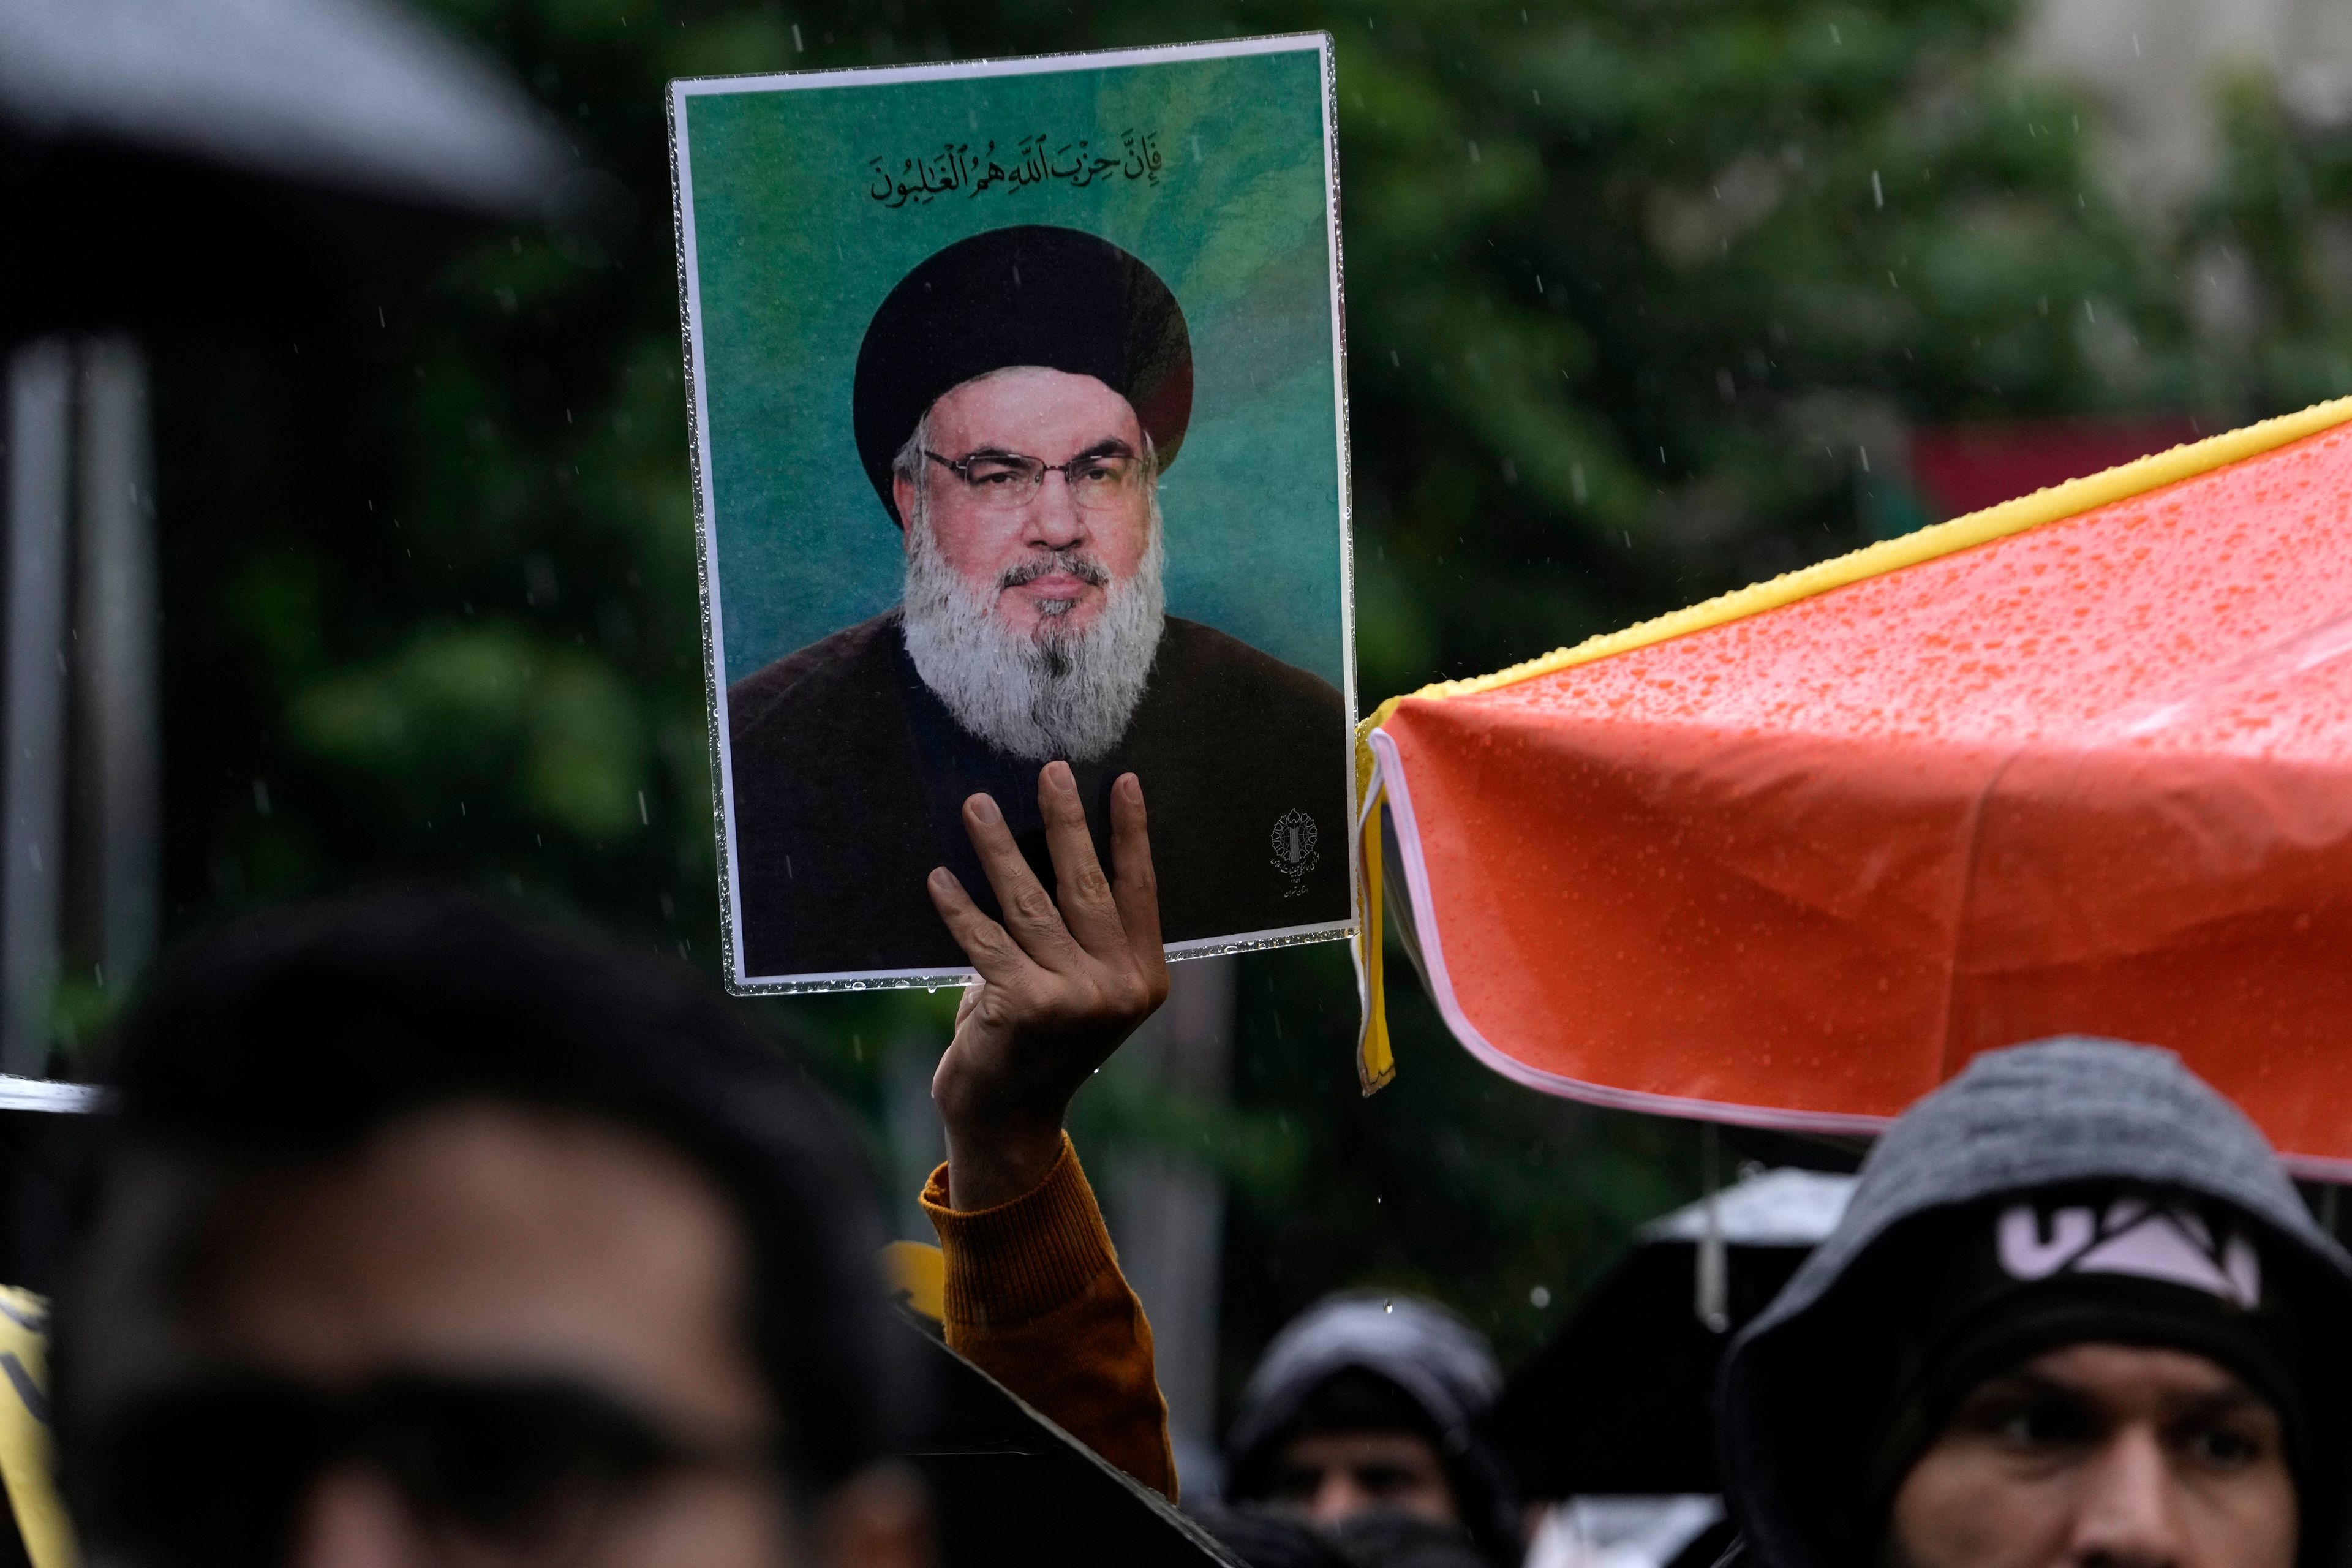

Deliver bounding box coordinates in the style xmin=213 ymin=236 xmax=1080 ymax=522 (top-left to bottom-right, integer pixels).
xmin=1352 ymin=397 xmax=2352 ymax=1173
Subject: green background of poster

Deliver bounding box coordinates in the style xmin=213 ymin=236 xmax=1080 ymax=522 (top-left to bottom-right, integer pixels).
xmin=679 ymin=44 xmax=1347 ymax=692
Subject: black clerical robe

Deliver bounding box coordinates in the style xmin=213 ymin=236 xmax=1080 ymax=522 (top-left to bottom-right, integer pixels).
xmin=725 ymin=610 xmax=1351 ymax=979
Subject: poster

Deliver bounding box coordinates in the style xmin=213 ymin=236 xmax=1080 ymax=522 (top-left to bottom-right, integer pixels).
xmin=670 ymin=34 xmax=1357 ymax=992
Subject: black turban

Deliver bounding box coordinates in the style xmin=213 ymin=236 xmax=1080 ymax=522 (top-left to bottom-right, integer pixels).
xmin=852 ymin=225 xmax=1192 ymax=526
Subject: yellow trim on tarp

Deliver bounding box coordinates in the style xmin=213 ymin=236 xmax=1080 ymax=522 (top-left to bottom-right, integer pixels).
xmin=1352 ymin=777 xmax=1395 ymax=1093
xmin=1348 ymin=393 xmax=2352 ymax=1093
xmin=883 ymin=1240 xmax=946 ymax=1324
xmin=0 ymin=1287 xmax=75 ymax=1568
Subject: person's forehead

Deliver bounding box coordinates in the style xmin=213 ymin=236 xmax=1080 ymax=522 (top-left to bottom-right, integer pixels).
xmin=184 ymin=1102 xmax=770 ymax=1430
xmin=2002 ymin=1341 xmax=2263 ymax=1410
xmin=926 ymin=366 xmax=1140 ymax=448
xmin=1280 ymin=1429 xmax=1447 ymax=1462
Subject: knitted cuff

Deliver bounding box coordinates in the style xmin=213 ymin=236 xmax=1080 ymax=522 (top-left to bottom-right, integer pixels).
xmin=920 ymin=1132 xmax=1120 ymax=1330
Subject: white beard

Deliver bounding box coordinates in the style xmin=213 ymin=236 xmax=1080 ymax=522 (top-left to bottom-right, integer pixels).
xmin=899 ymin=518 xmax=1166 ymax=764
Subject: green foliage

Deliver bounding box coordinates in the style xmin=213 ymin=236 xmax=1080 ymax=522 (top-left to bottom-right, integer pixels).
xmin=138 ymin=0 xmax=2352 ymax=1430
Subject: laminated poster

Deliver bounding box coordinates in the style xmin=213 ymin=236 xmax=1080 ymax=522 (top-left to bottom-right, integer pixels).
xmin=669 ymin=34 xmax=1358 ymax=992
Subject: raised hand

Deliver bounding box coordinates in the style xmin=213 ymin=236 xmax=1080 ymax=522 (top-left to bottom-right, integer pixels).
xmin=924 ymin=761 xmax=1169 ymax=1210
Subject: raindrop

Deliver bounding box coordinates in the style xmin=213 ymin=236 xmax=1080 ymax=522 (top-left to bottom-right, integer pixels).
xmin=1871 ymin=170 xmax=1883 ymax=208
xmin=1467 ymin=140 xmax=1481 ymax=164
xmin=793 ymin=23 xmax=805 ymax=51
xmin=1384 ymin=1299 xmax=1394 ymax=1313
xmin=1829 ymin=22 xmax=1842 ymax=43
xmin=2132 ymin=32 xmax=2141 ymax=57
xmin=1530 ymin=1285 xmax=1552 ymax=1308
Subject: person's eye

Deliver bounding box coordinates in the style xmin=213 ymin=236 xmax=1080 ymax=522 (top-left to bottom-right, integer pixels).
xmin=1356 ymin=1466 xmax=1415 ymax=1496
xmin=2182 ymin=1423 xmax=2266 ymax=1469
xmin=1983 ymin=1398 xmax=2097 ymax=1449
xmin=1267 ymin=1468 xmax=1322 ymax=1502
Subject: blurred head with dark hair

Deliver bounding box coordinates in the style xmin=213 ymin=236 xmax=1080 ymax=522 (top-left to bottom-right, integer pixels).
xmin=53 ymin=891 xmax=930 ymax=1568
xmin=1224 ymin=1294 xmax=1517 ymax=1566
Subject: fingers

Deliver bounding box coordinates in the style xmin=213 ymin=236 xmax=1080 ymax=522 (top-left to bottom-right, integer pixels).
xmin=1108 ymin=773 xmax=1167 ymax=979
xmin=958 ymin=791 xmax=1085 ymax=970
xmin=926 ymin=866 xmax=1042 ymax=992
xmin=1036 ymin=762 xmax=1129 ymax=959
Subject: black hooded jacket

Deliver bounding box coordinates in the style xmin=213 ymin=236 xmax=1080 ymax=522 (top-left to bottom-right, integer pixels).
xmin=1716 ymin=1037 xmax=2352 ymax=1568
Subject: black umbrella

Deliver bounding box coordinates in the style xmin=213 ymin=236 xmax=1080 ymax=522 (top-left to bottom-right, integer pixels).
xmin=1485 ymin=1167 xmax=1856 ymax=1501
xmin=0 ymin=0 xmax=558 ymax=213
xmin=0 ymin=0 xmax=577 ymax=1080
xmin=0 ymin=0 xmax=572 ymax=331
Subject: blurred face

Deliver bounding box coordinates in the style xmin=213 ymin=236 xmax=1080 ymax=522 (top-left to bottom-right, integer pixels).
xmin=159 ymin=1104 xmax=925 ymax=1568
xmin=894 ymin=366 xmax=1152 ymax=639
xmin=1888 ymin=1343 xmax=2295 ymax=1568
xmin=1267 ymin=1430 xmax=1461 ymax=1529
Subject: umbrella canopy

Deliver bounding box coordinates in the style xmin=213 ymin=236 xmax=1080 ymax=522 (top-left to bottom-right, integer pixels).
xmin=1485 ymin=1169 xmax=1854 ymax=1500
xmin=0 ymin=0 xmax=559 ymax=215
xmin=0 ymin=0 xmax=572 ymax=337
xmin=1353 ymin=396 xmax=2352 ymax=1171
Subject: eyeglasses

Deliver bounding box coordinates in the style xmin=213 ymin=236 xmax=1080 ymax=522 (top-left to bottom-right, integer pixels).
xmin=81 ymin=1370 xmax=780 ymax=1568
xmin=925 ymin=448 xmax=1144 ymax=512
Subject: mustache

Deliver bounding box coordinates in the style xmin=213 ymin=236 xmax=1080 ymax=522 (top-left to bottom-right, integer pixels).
xmin=998 ymin=549 xmax=1110 ymax=594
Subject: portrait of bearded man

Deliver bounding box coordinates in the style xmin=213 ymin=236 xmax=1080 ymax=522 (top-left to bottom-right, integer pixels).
xmin=724 ymin=225 xmax=1352 ymax=979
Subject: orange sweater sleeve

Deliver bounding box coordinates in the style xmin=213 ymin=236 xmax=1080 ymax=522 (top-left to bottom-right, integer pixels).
xmin=919 ymin=1134 xmax=1177 ymax=1499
